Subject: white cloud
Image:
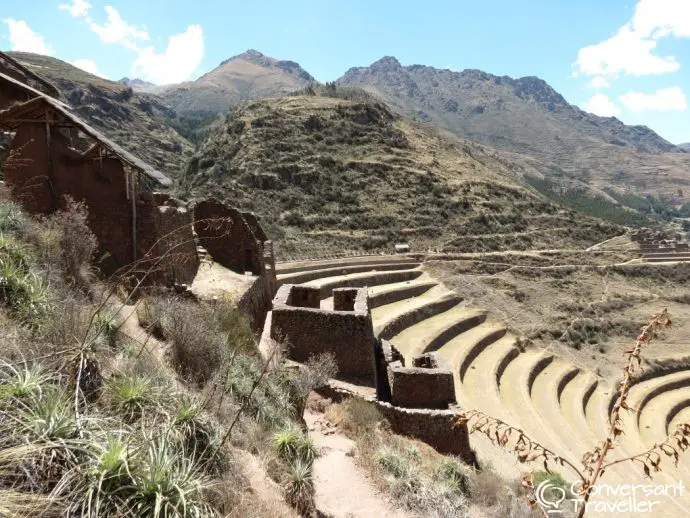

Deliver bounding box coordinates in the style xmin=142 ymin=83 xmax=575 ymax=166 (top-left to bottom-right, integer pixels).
xmin=70 ymin=58 xmax=105 ymax=78
xmin=58 ymin=0 xmax=91 ymax=17
xmin=131 ymin=25 xmax=203 ymax=84
xmin=574 ymin=25 xmax=679 ymax=77
xmin=573 ymin=0 xmax=690 ymax=78
xmin=87 ymin=6 xmax=149 ymax=51
xmin=57 ymin=3 xmax=203 ymax=84
xmin=587 ymin=76 xmax=611 ymax=89
xmin=631 ymin=0 xmax=690 ymax=39
xmin=620 ymin=87 xmax=688 ymax=112
xmin=3 ymin=19 xmax=53 ymax=55
xmin=583 ymin=93 xmax=622 ymax=117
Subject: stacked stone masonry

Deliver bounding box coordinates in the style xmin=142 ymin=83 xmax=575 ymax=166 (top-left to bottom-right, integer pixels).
xmin=387 ymin=351 xmax=456 ymax=409
xmin=263 ymin=285 xmax=473 ymax=463
xmin=270 ymin=284 xmax=377 ymax=381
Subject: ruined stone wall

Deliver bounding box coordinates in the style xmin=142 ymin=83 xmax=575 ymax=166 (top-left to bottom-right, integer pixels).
xmin=237 ymin=273 xmax=274 ymax=332
xmin=151 ymin=204 xmax=199 ymax=285
xmin=241 ymin=211 xmax=268 ymax=242
xmin=194 ymin=199 xmax=263 ymax=275
xmin=387 ymin=353 xmax=456 ymax=409
xmin=374 ymin=401 xmax=473 ymax=462
xmin=315 ymin=381 xmax=475 ymax=464
xmin=270 ymin=284 xmax=376 ymax=380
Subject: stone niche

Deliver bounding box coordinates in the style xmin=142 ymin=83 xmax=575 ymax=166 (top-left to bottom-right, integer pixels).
xmin=387 ymin=351 xmax=456 ymax=409
xmin=270 ymin=284 xmax=376 ymax=381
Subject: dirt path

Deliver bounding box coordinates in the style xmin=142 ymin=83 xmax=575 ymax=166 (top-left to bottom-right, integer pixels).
xmin=305 ymin=411 xmax=413 ymax=518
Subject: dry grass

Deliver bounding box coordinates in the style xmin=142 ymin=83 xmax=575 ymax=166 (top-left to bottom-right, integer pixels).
xmin=180 ymin=96 xmax=620 ymax=259
xmin=428 ymin=257 xmax=690 ymax=381
xmin=0 ymin=201 xmax=314 ymax=517
xmin=324 ymin=398 xmax=543 ymax=517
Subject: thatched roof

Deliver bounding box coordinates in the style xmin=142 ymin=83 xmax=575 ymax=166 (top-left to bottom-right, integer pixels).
xmin=0 ymin=51 xmax=61 ymax=98
xmin=0 ymin=95 xmax=171 ymax=186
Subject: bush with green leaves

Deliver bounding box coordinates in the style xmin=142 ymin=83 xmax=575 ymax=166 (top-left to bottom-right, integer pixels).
xmin=284 ymin=458 xmax=315 ymax=515
xmin=0 ymin=201 xmax=25 ymax=234
xmin=274 ymin=428 xmax=317 ymax=465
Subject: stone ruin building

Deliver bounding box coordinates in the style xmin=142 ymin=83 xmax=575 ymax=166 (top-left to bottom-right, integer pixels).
xmin=0 ymin=52 xmax=276 ymax=328
xmin=632 ymin=228 xmax=690 ymax=263
xmin=262 ymin=283 xmax=474 ymax=463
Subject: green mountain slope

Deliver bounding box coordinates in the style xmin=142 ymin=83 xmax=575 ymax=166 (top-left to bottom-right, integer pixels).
xmin=179 ymin=95 xmax=620 ymax=258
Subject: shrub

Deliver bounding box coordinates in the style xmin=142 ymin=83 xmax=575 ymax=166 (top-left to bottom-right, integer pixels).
xmin=0 ymin=361 xmax=53 ymax=404
xmin=376 ymin=447 xmax=412 ymax=479
xmin=324 ymin=398 xmax=382 ymax=436
xmin=22 ymin=198 xmax=97 ymax=287
xmin=532 ymin=469 xmax=574 ymax=500
xmin=436 ymin=458 xmax=471 ymax=496
xmin=283 ymin=458 xmax=315 ymax=515
xmin=0 ymin=201 xmax=25 ymax=234
xmin=125 ymin=434 xmax=218 ymax=518
xmin=274 ymin=428 xmax=317 ymax=464
xmin=0 ymin=257 xmax=47 ymax=325
xmin=289 ymin=352 xmax=338 ymax=418
xmin=104 ymin=371 xmax=170 ymax=422
xmin=164 ymin=300 xmax=229 ymax=385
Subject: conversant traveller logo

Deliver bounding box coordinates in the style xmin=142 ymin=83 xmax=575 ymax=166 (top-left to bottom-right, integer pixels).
xmin=535 ymin=479 xmax=685 ymax=514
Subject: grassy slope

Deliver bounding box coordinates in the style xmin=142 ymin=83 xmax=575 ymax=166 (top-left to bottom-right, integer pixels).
xmin=426 ymin=249 xmax=690 ymax=381
xmin=8 ymin=52 xmax=195 ymax=179
xmin=180 ymin=95 xmax=620 ymax=259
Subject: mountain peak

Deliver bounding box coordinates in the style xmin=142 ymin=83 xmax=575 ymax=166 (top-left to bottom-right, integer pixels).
xmin=119 ymin=77 xmax=153 ymax=86
xmin=370 ymin=56 xmax=402 ymax=70
xmin=212 ymin=50 xmax=313 ymax=81
xmin=236 ymin=49 xmax=266 ymax=61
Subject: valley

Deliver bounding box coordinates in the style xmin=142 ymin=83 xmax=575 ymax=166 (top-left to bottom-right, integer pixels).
xmin=2 ymin=35 xmax=690 ymax=518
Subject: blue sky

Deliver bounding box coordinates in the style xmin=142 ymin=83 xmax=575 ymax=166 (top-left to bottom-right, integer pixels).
xmin=2 ymin=0 xmax=689 ymax=144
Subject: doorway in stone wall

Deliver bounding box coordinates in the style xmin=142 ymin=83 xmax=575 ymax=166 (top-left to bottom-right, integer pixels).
xmin=244 ymin=248 xmax=254 ymax=274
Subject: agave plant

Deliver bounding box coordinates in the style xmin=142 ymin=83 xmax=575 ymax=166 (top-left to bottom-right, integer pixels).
xmin=123 ymin=433 xmax=218 ymax=518
xmin=284 ymin=458 xmax=315 ymax=515
xmin=0 ymin=360 xmax=53 ymax=403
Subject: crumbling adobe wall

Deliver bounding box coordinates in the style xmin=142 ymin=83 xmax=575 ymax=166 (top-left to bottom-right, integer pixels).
xmin=270 ymin=284 xmax=376 ymax=380
xmin=4 ymin=126 xmax=198 ymax=285
xmin=3 ymin=122 xmax=55 ymax=214
xmin=5 ymin=124 xmax=137 ymax=268
xmin=194 ymin=199 xmax=263 ymax=275
xmin=387 ymin=352 xmax=456 ymax=409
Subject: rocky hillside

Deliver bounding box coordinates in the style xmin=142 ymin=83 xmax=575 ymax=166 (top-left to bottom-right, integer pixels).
xmin=160 ymin=50 xmax=315 ymax=116
xmin=7 ymin=52 xmax=195 ymax=178
xmin=179 ymin=94 xmax=620 ymax=258
xmin=681 ymin=143 xmax=690 ymax=150
xmin=337 ymin=57 xmax=690 ymax=202
xmin=118 ymin=77 xmax=166 ymax=95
